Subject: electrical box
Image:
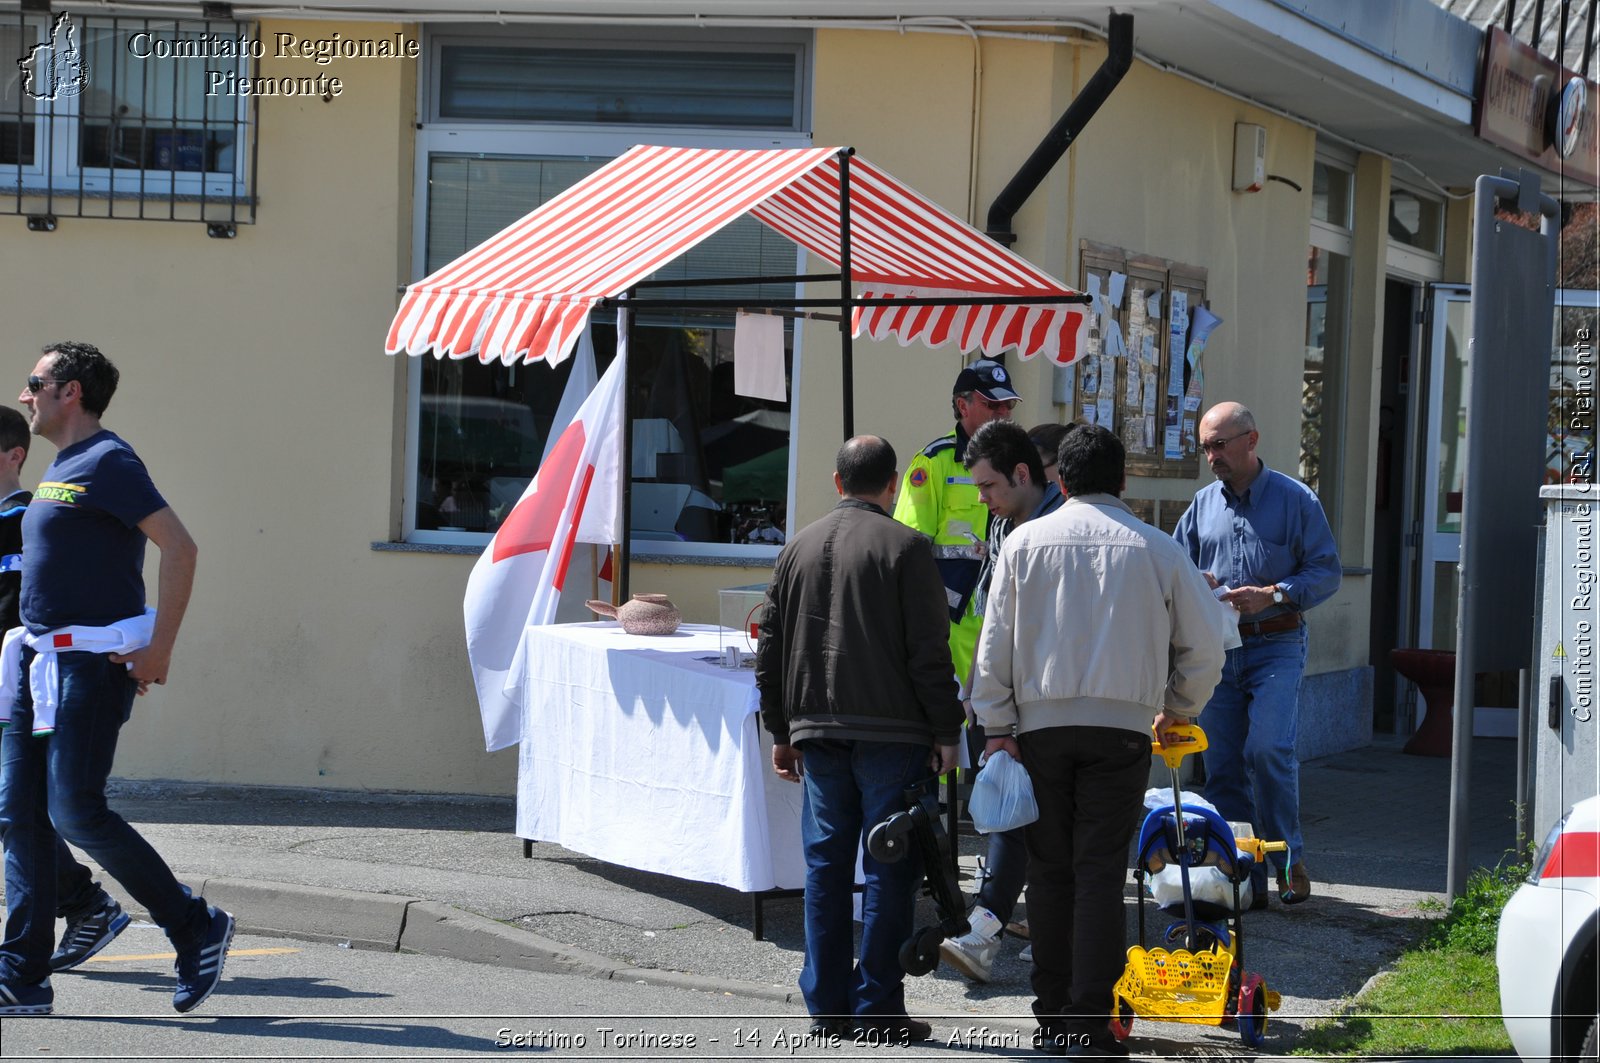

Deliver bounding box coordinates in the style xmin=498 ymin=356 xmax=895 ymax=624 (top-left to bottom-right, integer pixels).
xmin=1232 ymin=123 xmax=1266 ymax=193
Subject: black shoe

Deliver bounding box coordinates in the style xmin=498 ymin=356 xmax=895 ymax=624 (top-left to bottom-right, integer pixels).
xmin=1064 ymin=1037 xmax=1130 ymax=1057
xmin=51 ymin=894 xmax=131 ymax=972
xmin=807 ymin=1017 xmax=849 ymax=1040
xmin=1036 ymin=1022 xmax=1128 ymax=1057
xmin=853 ymin=1016 xmax=932 ymax=1044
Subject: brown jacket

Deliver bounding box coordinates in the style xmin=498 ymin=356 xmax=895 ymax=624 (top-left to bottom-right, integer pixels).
xmin=755 ymin=498 xmax=963 ymax=748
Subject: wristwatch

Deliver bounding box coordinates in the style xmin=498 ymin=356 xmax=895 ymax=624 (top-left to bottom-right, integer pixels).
xmin=1271 ymin=587 xmax=1285 ymax=605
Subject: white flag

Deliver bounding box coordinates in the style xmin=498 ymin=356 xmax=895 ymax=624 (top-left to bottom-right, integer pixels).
xmin=464 ymin=341 xmax=626 ymax=751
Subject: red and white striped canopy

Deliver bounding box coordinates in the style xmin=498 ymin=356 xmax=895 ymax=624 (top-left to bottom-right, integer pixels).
xmin=386 ymin=144 xmax=1089 ymax=368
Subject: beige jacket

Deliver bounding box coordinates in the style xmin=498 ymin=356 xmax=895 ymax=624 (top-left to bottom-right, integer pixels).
xmin=972 ymin=493 xmax=1228 ymax=737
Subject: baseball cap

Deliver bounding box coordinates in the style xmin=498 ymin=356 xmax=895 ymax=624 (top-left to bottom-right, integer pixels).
xmin=953 ymin=359 xmax=1020 ymax=402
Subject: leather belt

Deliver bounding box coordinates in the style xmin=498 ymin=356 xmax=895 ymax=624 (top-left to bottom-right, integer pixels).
xmin=1237 ymin=612 xmax=1302 ymax=638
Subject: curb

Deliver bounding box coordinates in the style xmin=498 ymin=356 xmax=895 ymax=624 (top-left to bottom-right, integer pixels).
xmin=105 ymin=876 xmax=799 ymax=1006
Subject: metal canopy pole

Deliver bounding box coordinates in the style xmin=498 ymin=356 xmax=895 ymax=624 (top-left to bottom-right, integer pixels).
xmin=838 ymin=147 xmax=856 ymax=441
xmin=617 ymin=294 xmax=635 ymax=604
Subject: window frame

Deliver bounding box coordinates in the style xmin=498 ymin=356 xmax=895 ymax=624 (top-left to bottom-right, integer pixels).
xmin=1 ymin=14 xmax=253 ymax=201
xmin=406 ymin=30 xmax=813 ymax=557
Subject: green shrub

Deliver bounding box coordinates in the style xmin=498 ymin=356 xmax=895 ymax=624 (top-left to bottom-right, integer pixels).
xmin=1423 ymin=858 xmax=1530 ymax=955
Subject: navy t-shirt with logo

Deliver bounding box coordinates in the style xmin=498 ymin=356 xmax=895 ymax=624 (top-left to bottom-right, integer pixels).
xmin=21 ymin=429 xmax=168 ymax=633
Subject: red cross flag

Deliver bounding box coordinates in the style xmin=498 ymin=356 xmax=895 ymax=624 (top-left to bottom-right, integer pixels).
xmin=464 ymin=340 xmax=625 ymax=751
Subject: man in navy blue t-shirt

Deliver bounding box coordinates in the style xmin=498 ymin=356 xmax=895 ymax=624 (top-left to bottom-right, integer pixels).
xmin=0 ymin=342 xmax=233 ymax=1016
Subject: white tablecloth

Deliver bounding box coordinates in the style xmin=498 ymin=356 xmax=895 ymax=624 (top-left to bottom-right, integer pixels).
xmin=516 ymin=622 xmax=806 ymax=892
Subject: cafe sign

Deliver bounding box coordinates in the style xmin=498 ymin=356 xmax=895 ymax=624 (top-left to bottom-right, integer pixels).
xmin=1476 ymin=26 xmax=1598 ymax=186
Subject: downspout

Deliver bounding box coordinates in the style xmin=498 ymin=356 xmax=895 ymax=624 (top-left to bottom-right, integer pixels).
xmin=985 ymin=11 xmax=1133 ymax=247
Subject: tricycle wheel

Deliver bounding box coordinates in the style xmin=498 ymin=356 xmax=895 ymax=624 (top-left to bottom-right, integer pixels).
xmin=899 ymin=925 xmax=943 ymax=976
xmin=1108 ymin=997 xmax=1135 ymax=1041
xmin=1237 ymin=973 xmax=1268 ymax=1047
xmin=867 ymin=814 xmax=914 ymax=863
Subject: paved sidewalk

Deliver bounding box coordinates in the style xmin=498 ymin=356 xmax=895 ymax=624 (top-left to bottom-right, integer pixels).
xmin=60 ymin=734 xmax=1525 ymax=1054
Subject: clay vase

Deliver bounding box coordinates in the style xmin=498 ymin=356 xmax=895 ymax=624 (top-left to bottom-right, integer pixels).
xmin=586 ymin=594 xmax=682 ymax=636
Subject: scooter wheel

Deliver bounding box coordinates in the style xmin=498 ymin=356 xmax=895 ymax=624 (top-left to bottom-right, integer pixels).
xmin=1237 ymin=973 xmax=1268 ymax=1047
xmin=899 ymin=926 xmax=943 ymax=976
xmin=1108 ymin=997 xmax=1135 ymax=1041
xmin=867 ymin=814 xmax=914 ymax=863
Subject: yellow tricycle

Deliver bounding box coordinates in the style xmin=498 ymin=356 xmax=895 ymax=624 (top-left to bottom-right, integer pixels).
xmin=1110 ymin=724 xmax=1286 ymax=1049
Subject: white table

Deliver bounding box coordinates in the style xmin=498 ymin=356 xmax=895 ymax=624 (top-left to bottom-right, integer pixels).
xmin=516 ymin=623 xmax=806 ymax=903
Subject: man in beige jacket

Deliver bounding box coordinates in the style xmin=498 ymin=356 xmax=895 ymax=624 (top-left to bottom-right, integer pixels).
xmin=972 ymin=424 xmax=1228 ymax=1057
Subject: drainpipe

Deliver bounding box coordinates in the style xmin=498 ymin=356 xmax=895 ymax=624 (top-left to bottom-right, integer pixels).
xmin=985 ymin=11 xmax=1133 ymax=247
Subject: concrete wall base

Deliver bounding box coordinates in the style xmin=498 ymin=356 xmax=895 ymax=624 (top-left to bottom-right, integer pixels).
xmin=1298 ymin=665 xmax=1375 ymax=761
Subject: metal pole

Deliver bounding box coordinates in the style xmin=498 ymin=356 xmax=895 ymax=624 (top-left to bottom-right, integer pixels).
xmin=617 ymin=298 xmax=634 ymax=603
xmin=1516 ymin=667 xmax=1532 ymax=853
xmin=837 ymin=147 xmax=856 ymax=440
xmin=1582 ymin=0 xmax=1597 ymax=78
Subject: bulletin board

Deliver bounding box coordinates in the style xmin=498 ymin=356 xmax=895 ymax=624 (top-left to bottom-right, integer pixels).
xmin=1059 ymin=241 xmax=1217 ymax=479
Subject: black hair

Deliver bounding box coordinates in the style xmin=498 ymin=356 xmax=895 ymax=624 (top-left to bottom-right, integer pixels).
xmin=1027 ymin=422 xmax=1074 ymax=467
xmin=1058 ymin=424 xmax=1125 ymax=498
xmin=836 ymin=435 xmax=898 ymax=496
xmin=0 ymin=407 xmax=29 ymax=458
xmin=966 ymin=419 xmax=1044 ymax=487
xmin=42 ymin=341 xmax=119 ymax=417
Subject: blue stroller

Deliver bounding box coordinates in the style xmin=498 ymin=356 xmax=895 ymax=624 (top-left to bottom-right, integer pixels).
xmin=1111 ymin=724 xmax=1285 ymax=1048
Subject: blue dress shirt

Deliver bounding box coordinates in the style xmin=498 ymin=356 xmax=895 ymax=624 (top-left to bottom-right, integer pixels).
xmin=1172 ymin=460 xmax=1342 ymax=620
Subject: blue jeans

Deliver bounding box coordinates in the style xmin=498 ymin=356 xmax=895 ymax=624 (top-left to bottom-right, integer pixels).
xmin=0 ymin=650 xmax=207 ymax=983
xmin=1199 ymin=628 xmax=1308 ymax=874
xmin=797 ymin=738 xmax=929 ymax=1021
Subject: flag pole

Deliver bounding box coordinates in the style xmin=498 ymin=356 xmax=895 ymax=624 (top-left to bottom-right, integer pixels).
xmin=837 ymin=146 xmax=856 ymax=441
xmin=618 ymin=295 xmax=634 ymax=603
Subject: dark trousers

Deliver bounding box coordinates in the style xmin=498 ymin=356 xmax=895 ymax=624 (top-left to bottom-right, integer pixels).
xmin=1019 ymin=725 xmax=1150 ymax=1034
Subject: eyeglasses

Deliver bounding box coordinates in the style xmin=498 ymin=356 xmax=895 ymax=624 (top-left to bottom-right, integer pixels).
xmin=1199 ymin=434 xmax=1244 ymax=454
xmin=973 ymin=396 xmax=1018 ymax=413
xmin=25 ymin=375 xmax=68 ymax=394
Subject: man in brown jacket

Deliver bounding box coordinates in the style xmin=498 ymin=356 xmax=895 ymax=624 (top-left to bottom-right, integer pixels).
xmin=756 ymin=435 xmax=963 ymax=1046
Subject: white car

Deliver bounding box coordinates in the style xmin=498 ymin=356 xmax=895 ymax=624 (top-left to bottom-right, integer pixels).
xmin=1497 ymin=794 xmax=1599 ymax=1062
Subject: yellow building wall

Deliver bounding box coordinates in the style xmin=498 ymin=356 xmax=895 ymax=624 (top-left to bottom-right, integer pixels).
xmin=0 ymin=21 xmax=512 ymax=793
xmin=804 ymin=30 xmax=1364 ymax=677
xmin=0 ymin=22 xmax=1375 ymax=794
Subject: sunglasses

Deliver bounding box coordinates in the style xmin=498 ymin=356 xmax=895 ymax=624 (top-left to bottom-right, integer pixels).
xmin=25 ymin=375 xmax=68 ymax=394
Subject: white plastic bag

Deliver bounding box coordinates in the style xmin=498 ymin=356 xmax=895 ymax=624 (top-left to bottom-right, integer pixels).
xmin=968 ymin=749 xmax=1039 ymax=834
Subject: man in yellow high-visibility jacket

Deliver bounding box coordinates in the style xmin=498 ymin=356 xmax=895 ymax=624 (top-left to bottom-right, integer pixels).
xmin=892 ymin=359 xmax=1019 ymax=680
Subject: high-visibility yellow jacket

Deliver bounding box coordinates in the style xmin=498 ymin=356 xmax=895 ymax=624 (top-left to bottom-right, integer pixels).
xmin=892 ymin=426 xmax=989 ymax=680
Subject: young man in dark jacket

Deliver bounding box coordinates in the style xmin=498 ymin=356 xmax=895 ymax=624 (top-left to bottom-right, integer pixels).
xmin=756 ymin=435 xmax=963 ymax=1045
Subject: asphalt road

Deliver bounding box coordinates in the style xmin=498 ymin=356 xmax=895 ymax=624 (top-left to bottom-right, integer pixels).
xmin=0 ymin=921 xmax=1083 ymax=1061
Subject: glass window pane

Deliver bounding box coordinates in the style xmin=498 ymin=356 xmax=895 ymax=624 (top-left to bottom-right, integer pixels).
xmin=0 ymin=21 xmax=38 ymax=166
xmin=77 ymin=21 xmax=238 ymax=172
xmin=1436 ymin=298 xmax=1470 ymax=534
xmin=416 ymin=153 xmax=794 ymax=544
xmin=1302 ymin=245 xmax=1350 ymax=535
xmin=438 ymin=45 xmax=798 ymax=128
xmin=1389 ymin=187 xmax=1443 ymax=253
xmin=1312 ymin=161 xmax=1351 ymax=227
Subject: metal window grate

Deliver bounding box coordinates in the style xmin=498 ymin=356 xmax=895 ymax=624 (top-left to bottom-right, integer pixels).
xmin=1 ymin=12 xmax=256 ymax=232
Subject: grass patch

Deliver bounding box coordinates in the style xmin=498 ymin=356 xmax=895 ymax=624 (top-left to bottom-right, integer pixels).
xmin=1294 ymin=861 xmax=1527 ymax=1057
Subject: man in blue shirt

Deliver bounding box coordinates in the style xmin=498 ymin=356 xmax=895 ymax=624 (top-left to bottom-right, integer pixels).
xmin=0 ymin=342 xmax=233 ymax=1016
xmin=1172 ymin=402 xmax=1341 ymax=908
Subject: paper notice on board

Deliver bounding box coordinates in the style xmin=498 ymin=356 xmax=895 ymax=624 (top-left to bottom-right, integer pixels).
xmin=734 ymin=312 xmax=788 ymax=401
xmin=1082 ymin=403 xmax=1098 ymax=426
xmin=1143 ymin=333 xmax=1157 ymax=363
xmin=1128 ymin=288 xmax=1147 ymax=336
xmin=1096 ymin=396 xmax=1115 ymax=427
xmin=1181 ymin=416 xmax=1196 ymax=451
xmin=1165 ymin=426 xmax=1183 ymax=460
xmin=1125 ymin=364 xmax=1141 ymax=406
xmin=1108 ymin=272 xmax=1127 ymax=310
xmin=1147 ymin=291 xmax=1162 ymax=320
xmin=1183 ymin=393 xmax=1202 ymax=413
xmin=1082 ymin=355 xmax=1100 ymax=395
xmin=1145 ymin=414 xmax=1156 ymax=450
xmin=1103 ymin=320 xmax=1126 ymax=361
xmin=1088 ymin=274 xmax=1105 ymax=318
xmin=1143 ymin=370 xmax=1158 ymax=415
xmin=1170 ymin=291 xmax=1189 ymax=332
